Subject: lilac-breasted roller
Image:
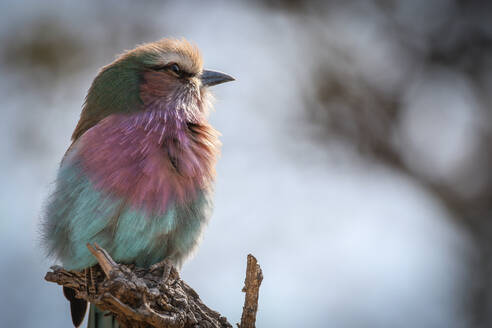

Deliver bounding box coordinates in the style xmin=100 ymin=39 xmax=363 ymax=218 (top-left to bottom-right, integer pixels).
xmin=42 ymin=38 xmax=234 ymax=327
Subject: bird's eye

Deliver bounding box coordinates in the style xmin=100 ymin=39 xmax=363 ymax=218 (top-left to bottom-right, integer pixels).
xmin=152 ymin=63 xmax=189 ymax=78
xmin=169 ymin=63 xmax=180 ymax=74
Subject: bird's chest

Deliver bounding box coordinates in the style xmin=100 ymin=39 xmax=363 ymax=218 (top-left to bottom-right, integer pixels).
xmin=76 ymin=114 xmax=213 ymax=215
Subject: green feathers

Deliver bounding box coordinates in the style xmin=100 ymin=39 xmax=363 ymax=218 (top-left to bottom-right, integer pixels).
xmin=72 ymin=56 xmax=143 ymax=140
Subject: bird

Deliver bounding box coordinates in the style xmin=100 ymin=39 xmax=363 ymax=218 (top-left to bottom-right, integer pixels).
xmin=41 ymin=38 xmax=234 ymax=328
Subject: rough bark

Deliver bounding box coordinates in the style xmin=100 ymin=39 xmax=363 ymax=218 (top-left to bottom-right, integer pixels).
xmin=45 ymin=243 xmax=262 ymax=328
xmin=239 ymin=254 xmax=263 ymax=328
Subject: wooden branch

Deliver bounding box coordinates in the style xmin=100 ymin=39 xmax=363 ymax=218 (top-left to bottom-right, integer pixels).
xmin=239 ymin=254 xmax=263 ymax=328
xmin=45 ymin=244 xmax=262 ymax=328
xmin=86 ymin=242 xmax=116 ymax=277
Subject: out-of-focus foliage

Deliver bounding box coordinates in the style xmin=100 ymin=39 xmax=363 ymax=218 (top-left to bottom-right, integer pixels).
xmin=258 ymin=0 xmax=492 ymax=325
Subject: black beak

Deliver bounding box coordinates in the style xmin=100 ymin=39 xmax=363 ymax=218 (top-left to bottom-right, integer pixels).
xmin=201 ymin=70 xmax=235 ymax=87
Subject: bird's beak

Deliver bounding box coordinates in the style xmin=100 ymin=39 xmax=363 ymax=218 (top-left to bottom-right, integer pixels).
xmin=201 ymin=70 xmax=235 ymax=87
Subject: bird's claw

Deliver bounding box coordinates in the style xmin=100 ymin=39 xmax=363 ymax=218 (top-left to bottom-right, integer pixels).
xmin=149 ymin=259 xmax=173 ymax=284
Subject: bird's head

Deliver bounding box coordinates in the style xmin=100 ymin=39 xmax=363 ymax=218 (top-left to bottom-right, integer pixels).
xmin=72 ymin=38 xmax=234 ymax=140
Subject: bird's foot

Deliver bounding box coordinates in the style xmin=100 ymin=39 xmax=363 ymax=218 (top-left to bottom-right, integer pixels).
xmin=85 ymin=267 xmax=97 ymax=295
xmin=149 ymin=259 xmax=173 ymax=284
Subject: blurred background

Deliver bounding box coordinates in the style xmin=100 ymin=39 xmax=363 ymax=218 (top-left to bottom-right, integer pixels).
xmin=1 ymin=0 xmax=491 ymax=327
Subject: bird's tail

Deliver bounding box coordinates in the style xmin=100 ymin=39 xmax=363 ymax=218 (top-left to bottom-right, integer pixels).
xmin=87 ymin=303 xmax=120 ymax=328
xmin=63 ymin=286 xmax=87 ymax=327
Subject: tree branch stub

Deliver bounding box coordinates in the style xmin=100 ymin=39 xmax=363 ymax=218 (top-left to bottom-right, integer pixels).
xmin=239 ymin=254 xmax=263 ymax=328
